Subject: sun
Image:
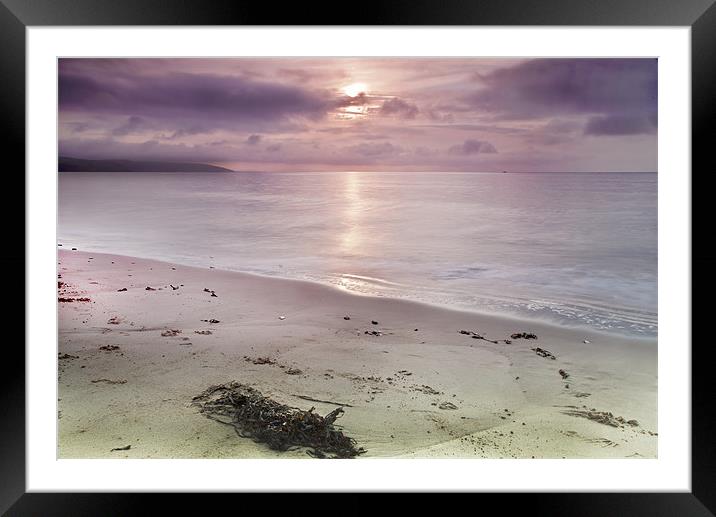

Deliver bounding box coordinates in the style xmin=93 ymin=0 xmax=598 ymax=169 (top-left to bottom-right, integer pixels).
xmin=342 ymin=82 xmax=368 ymax=97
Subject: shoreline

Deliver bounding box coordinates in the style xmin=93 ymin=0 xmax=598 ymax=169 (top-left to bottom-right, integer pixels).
xmin=58 ymin=249 xmax=657 ymax=459
xmin=56 ymin=244 xmax=656 ymax=341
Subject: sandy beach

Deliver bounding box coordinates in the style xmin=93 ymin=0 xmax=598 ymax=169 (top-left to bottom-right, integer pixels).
xmin=57 ymin=248 xmax=657 ymax=459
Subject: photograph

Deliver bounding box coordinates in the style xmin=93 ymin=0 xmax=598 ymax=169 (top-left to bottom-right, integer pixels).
xmin=56 ymin=56 xmax=659 ymax=460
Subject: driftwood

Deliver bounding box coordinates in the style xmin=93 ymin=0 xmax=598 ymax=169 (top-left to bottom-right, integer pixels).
xmin=294 ymin=394 xmax=354 ymax=407
xmin=192 ymin=382 xmax=364 ymax=458
xmin=560 ymin=407 xmax=640 ymax=428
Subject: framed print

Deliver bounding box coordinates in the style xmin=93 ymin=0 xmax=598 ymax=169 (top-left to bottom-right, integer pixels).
xmin=5 ymin=0 xmax=714 ymax=513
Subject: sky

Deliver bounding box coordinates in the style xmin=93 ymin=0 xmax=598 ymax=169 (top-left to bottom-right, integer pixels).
xmin=58 ymin=58 xmax=657 ymax=172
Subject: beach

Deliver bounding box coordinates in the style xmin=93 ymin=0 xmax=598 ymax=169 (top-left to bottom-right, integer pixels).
xmin=57 ymin=249 xmax=657 ymax=459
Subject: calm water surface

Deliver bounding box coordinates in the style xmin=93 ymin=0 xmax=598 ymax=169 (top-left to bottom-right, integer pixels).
xmin=59 ymin=171 xmax=657 ymax=337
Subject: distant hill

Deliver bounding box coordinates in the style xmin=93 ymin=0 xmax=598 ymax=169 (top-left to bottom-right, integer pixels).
xmin=58 ymin=156 xmax=233 ymax=173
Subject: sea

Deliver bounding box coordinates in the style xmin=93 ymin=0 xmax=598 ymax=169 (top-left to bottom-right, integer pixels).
xmin=58 ymin=171 xmax=657 ymax=337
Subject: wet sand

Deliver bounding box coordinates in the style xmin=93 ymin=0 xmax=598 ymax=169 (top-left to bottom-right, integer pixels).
xmin=57 ymin=249 xmax=657 ymax=459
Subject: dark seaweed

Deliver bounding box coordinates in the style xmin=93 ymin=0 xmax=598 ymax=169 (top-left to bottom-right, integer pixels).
xmin=192 ymin=382 xmax=365 ymax=459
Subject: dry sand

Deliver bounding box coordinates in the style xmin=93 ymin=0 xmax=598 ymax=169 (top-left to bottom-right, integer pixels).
xmin=57 ymin=249 xmax=657 ymax=459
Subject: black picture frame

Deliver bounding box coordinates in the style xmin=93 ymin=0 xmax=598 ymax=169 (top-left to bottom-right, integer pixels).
xmin=4 ymin=0 xmax=714 ymax=513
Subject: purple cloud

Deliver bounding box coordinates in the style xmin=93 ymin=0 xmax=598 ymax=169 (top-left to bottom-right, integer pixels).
xmin=584 ymin=115 xmax=656 ymax=136
xmin=467 ymin=59 xmax=657 ymax=125
xmin=112 ymin=116 xmax=145 ymax=136
xmin=448 ymin=139 xmax=498 ymax=155
xmin=60 ymin=67 xmax=336 ymax=123
xmin=57 ymin=58 xmax=656 ymax=172
xmin=380 ymin=98 xmax=419 ymax=119
xmin=161 ymin=125 xmax=215 ymax=140
xmin=67 ymin=121 xmax=92 ymax=134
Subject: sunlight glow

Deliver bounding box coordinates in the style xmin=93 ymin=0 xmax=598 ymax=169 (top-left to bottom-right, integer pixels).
xmin=342 ymin=82 xmax=368 ymax=97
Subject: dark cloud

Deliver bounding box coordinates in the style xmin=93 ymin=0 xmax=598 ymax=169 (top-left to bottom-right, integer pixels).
xmin=246 ymin=134 xmax=262 ymax=145
xmin=542 ymin=119 xmax=582 ymax=134
xmin=467 ymin=59 xmax=657 ymax=123
xmin=584 ymin=114 xmax=656 ymax=136
xmin=59 ymin=66 xmax=337 ymax=123
xmin=448 ymin=139 xmax=498 ymax=155
xmin=265 ymin=143 xmax=282 ymax=152
xmin=525 ymin=134 xmax=570 ymax=146
xmin=336 ymin=92 xmax=371 ymax=109
xmin=160 ymin=125 xmax=214 ymax=140
xmin=380 ymin=98 xmax=419 ymax=119
xmin=111 ymin=116 xmax=145 ymax=136
xmin=68 ymin=121 xmax=92 ymax=134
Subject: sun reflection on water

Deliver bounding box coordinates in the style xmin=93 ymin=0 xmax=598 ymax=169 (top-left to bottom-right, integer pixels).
xmin=339 ymin=172 xmax=363 ymax=257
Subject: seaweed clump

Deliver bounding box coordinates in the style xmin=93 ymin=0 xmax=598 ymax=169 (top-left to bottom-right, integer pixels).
xmin=192 ymin=382 xmax=365 ymax=458
xmin=560 ymin=407 xmax=640 ymax=428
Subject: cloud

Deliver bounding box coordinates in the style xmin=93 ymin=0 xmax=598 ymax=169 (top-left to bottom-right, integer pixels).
xmin=520 ymin=118 xmax=582 ymax=146
xmin=57 ymin=58 xmax=657 ymax=172
xmin=336 ymin=92 xmax=371 ymax=110
xmin=68 ymin=121 xmax=92 ymax=134
xmin=448 ymin=139 xmax=498 ymax=155
xmin=277 ymin=66 xmax=349 ymax=84
xmin=466 ymin=59 xmax=657 ymax=123
xmin=542 ymin=119 xmax=582 ymax=134
xmin=59 ymin=67 xmax=337 ymax=123
xmin=112 ymin=116 xmax=145 ymax=136
xmin=414 ymin=146 xmax=437 ymax=156
xmin=424 ymin=109 xmax=454 ymax=123
xmin=419 ymin=123 xmax=525 ymax=135
xmin=276 ymin=68 xmax=315 ymax=83
xmin=161 ymin=125 xmax=214 ymax=140
xmin=347 ymin=142 xmax=402 ymax=157
xmin=584 ymin=115 xmax=656 ymax=136
xmin=380 ymin=98 xmax=419 ymax=119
